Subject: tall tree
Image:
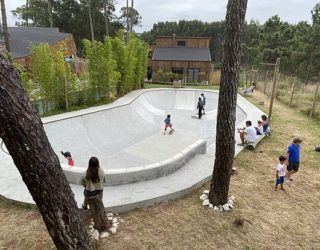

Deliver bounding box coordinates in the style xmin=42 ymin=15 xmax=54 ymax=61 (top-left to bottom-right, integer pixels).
xmin=208 ymin=0 xmax=248 ymax=206
xmin=88 ymin=0 xmax=95 ymax=41
xmin=0 ymin=0 xmax=10 ymax=52
xmin=48 ymin=0 xmax=54 ymax=27
xmin=0 ymin=54 xmax=93 ymax=248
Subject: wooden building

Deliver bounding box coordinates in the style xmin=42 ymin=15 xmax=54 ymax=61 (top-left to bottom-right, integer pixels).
xmin=151 ymin=36 xmax=212 ymax=83
xmin=7 ymin=27 xmax=77 ymax=68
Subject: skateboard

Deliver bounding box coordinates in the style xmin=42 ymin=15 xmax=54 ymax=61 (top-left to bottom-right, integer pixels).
xmin=191 ymin=115 xmax=200 ymax=119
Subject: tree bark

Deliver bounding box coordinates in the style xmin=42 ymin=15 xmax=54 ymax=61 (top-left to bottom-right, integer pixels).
xmin=103 ymin=0 xmax=109 ymax=37
xmin=209 ymin=0 xmax=247 ymax=206
xmin=0 ymin=0 xmax=10 ymax=52
xmin=0 ymin=54 xmax=93 ymax=249
xmin=126 ymin=0 xmax=129 ymax=43
xmin=47 ymin=0 xmax=53 ymax=28
xmin=88 ymin=0 xmax=95 ymax=41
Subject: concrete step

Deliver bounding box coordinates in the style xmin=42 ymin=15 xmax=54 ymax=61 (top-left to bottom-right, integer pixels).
xmin=71 ymin=152 xmax=214 ymax=213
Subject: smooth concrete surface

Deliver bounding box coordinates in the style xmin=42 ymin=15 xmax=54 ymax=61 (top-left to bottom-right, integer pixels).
xmin=0 ymin=89 xmax=266 ymax=212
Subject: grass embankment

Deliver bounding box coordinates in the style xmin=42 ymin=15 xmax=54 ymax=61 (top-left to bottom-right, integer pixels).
xmin=1 ymin=90 xmax=320 ymax=249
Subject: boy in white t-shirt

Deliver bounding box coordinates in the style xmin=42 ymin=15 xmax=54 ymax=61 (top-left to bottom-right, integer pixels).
xmin=237 ymin=120 xmax=257 ymax=146
xmin=275 ymin=155 xmax=287 ymax=191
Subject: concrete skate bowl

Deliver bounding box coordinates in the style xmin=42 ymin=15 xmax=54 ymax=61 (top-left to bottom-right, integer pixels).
xmin=0 ymin=89 xmax=246 ymax=186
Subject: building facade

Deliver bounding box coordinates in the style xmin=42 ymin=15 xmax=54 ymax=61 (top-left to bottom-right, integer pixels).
xmin=151 ymin=36 xmax=212 ymax=83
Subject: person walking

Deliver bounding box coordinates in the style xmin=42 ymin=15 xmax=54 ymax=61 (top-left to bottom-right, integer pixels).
xmin=197 ymin=97 xmax=204 ymax=119
xmin=201 ymin=93 xmax=206 ymax=115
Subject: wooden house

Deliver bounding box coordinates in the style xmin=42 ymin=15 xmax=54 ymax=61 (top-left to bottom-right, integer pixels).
xmin=7 ymin=27 xmax=77 ymax=68
xmin=151 ymin=36 xmax=212 ymax=83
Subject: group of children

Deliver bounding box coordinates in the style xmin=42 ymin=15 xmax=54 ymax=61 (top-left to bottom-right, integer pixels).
xmin=275 ymin=137 xmax=302 ymax=191
xmin=237 ymin=114 xmax=270 ymax=146
xmin=235 ymin=115 xmax=302 ymax=192
xmin=163 ymin=93 xmax=207 ymax=134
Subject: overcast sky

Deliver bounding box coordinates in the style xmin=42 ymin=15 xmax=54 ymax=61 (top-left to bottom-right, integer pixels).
xmin=4 ymin=0 xmax=320 ymax=32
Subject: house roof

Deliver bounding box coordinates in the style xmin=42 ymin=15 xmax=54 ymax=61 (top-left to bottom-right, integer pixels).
xmin=8 ymin=27 xmax=72 ymax=59
xmin=152 ymin=47 xmax=212 ymax=62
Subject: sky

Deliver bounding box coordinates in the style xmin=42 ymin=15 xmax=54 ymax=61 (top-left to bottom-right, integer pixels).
xmin=3 ymin=0 xmax=320 ymax=32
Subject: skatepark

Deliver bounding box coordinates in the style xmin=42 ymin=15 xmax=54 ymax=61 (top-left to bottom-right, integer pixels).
xmin=0 ymin=88 xmax=265 ymax=212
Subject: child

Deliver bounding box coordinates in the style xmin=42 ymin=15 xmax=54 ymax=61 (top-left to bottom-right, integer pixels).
xmin=61 ymin=151 xmax=74 ymax=166
xmin=255 ymin=120 xmax=264 ymax=135
xmin=80 ymin=156 xmax=105 ymax=210
xmin=286 ymin=137 xmax=303 ymax=181
xmin=197 ymin=97 xmax=204 ymax=119
xmin=275 ymin=155 xmax=287 ymax=191
xmin=163 ymin=114 xmax=174 ymax=134
xmin=201 ymin=93 xmax=206 ymax=115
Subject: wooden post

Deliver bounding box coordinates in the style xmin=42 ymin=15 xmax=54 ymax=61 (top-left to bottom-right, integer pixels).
xmin=64 ymin=79 xmax=69 ymax=111
xmin=263 ymin=70 xmax=268 ymax=94
xmin=275 ymin=72 xmax=281 ymax=100
xmin=268 ymin=58 xmax=280 ymax=123
xmin=289 ymin=79 xmax=295 ymax=108
xmin=310 ymin=82 xmax=320 ymax=117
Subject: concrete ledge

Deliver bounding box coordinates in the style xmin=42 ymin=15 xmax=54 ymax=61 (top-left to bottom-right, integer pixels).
xmin=245 ymin=134 xmax=265 ymax=150
xmin=62 ymin=139 xmax=207 ymax=186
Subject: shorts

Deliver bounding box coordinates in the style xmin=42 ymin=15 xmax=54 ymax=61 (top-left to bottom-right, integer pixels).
xmin=84 ymin=189 xmax=103 ymax=198
xmin=276 ymin=176 xmax=284 ymax=185
xmin=287 ymin=162 xmax=299 ymax=172
xmin=165 ymin=123 xmax=172 ymax=129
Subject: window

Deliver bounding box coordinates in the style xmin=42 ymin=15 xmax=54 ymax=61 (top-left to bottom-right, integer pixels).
xmin=177 ymin=40 xmax=186 ymax=47
xmin=188 ymin=68 xmax=200 ymax=83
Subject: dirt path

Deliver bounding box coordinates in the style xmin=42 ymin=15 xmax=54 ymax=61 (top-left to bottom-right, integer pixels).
xmin=1 ymin=91 xmax=320 ymax=249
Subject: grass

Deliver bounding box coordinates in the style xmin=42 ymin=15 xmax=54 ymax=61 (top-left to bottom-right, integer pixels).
xmin=1 ymin=90 xmax=320 ymax=249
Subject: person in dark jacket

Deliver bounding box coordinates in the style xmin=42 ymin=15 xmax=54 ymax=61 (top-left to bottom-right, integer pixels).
xmin=197 ymin=97 xmax=204 ymax=119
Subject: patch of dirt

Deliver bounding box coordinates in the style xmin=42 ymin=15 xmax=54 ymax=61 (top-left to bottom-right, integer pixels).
xmin=1 ymin=91 xmax=320 ymax=249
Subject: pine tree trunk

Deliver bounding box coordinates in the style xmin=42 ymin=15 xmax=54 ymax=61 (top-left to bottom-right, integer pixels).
xmin=88 ymin=0 xmax=95 ymax=41
xmin=103 ymin=0 xmax=109 ymax=37
xmin=0 ymin=0 xmax=10 ymax=52
xmin=0 ymin=55 xmax=93 ymax=249
xmin=47 ymin=0 xmax=53 ymax=28
xmin=209 ymin=0 xmax=248 ymax=206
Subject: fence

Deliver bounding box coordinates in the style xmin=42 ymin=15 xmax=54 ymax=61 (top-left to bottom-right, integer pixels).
xmin=245 ymin=68 xmax=320 ymax=120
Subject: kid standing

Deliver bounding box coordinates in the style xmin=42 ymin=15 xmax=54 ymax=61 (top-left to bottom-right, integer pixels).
xmin=164 ymin=114 xmax=174 ymax=134
xmin=286 ymin=137 xmax=302 ymax=181
xmin=275 ymin=155 xmax=287 ymax=191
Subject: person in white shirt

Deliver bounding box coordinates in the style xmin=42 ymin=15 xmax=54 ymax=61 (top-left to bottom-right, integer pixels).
xmin=275 ymin=155 xmax=287 ymax=191
xmin=237 ymin=120 xmax=257 ymax=146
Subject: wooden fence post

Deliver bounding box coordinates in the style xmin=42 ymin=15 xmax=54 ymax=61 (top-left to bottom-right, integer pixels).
xmin=264 ymin=70 xmax=268 ymax=94
xmin=289 ymin=79 xmax=295 ymax=108
xmin=310 ymin=82 xmax=320 ymax=117
xmin=268 ymin=58 xmax=280 ymax=123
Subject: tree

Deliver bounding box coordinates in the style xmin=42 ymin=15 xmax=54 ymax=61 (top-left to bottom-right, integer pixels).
xmin=0 ymin=54 xmax=93 ymax=249
xmin=0 ymin=0 xmax=10 ymax=52
xmin=208 ymin=0 xmax=248 ymax=206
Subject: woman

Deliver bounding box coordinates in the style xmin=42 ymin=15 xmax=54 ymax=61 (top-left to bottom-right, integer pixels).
xmin=80 ymin=156 xmax=105 ymax=210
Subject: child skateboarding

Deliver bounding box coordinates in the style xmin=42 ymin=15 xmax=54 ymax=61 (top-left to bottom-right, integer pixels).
xmin=163 ymin=114 xmax=174 ymax=134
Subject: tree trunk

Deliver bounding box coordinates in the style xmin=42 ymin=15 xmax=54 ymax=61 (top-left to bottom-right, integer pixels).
xmin=26 ymin=0 xmax=29 ymax=27
xmin=103 ymin=0 xmax=109 ymax=37
xmin=0 ymin=0 xmax=10 ymax=52
xmin=47 ymin=0 xmax=53 ymax=28
xmin=88 ymin=0 xmax=95 ymax=41
xmin=126 ymin=0 xmax=129 ymax=43
xmin=0 ymin=54 xmax=93 ymax=249
xmin=130 ymin=0 xmax=134 ymax=33
xmin=208 ymin=0 xmax=248 ymax=206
